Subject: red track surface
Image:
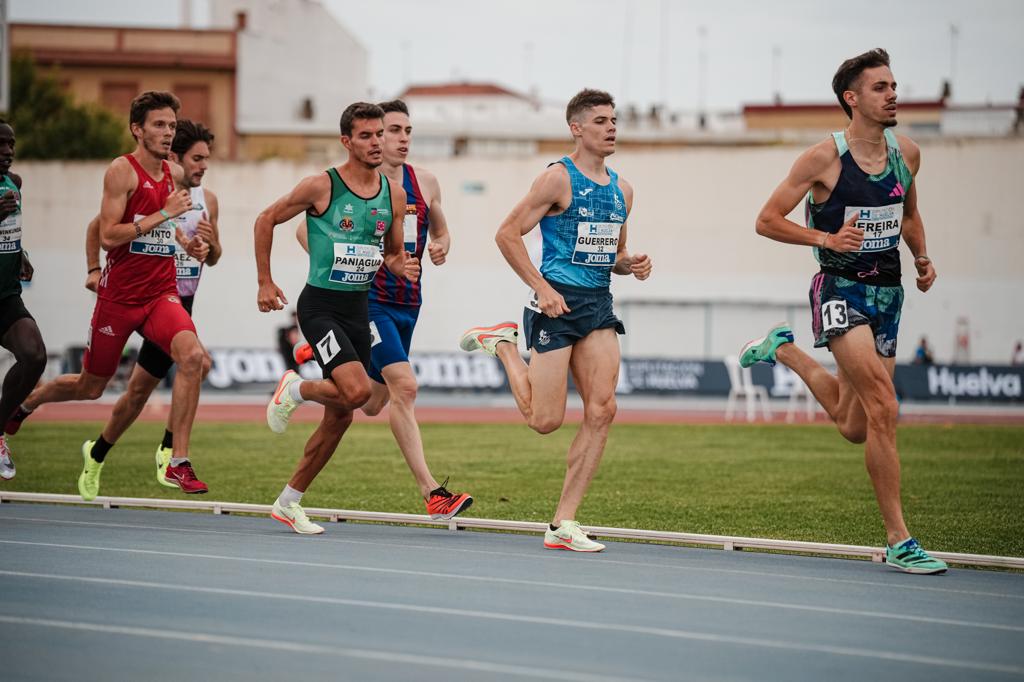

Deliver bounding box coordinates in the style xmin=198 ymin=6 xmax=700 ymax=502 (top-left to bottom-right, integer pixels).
xmin=20 ymin=401 xmax=1024 ymax=426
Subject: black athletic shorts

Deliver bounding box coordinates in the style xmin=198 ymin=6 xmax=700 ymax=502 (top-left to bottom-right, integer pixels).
xmin=523 ymin=280 xmax=624 ymax=353
xmin=0 ymin=294 xmax=35 ymax=340
xmin=136 ymin=295 xmax=195 ymax=379
xmin=297 ymin=284 xmax=370 ymax=377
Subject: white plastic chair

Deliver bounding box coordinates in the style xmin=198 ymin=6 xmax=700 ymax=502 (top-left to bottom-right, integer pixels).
xmin=785 ymin=376 xmax=818 ymax=423
xmin=724 ymin=355 xmax=771 ymax=422
xmin=771 ymin=364 xmax=818 ymax=423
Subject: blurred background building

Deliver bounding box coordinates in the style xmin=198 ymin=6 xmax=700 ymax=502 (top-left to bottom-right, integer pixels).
xmin=2 ymin=0 xmax=1022 ymax=402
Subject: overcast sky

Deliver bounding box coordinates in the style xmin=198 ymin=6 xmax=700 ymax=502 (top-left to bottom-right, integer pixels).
xmin=10 ymin=0 xmax=1024 ymax=110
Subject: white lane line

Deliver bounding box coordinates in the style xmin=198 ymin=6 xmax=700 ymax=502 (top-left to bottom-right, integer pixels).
xmin=4 ymin=514 xmax=1021 ymax=601
xmin=2 ymin=542 xmax=1022 ymax=634
xmin=1 ymin=574 xmax=1022 ymax=676
xmin=0 ymin=613 xmax=637 ymax=682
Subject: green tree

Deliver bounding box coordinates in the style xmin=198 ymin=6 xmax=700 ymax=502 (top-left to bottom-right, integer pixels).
xmin=4 ymin=53 xmax=132 ymax=159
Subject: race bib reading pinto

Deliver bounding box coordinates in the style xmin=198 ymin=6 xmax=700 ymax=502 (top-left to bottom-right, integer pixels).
xmin=844 ymin=204 xmax=903 ymax=253
xmin=129 ymin=213 xmax=176 ymax=257
xmin=571 ymin=222 xmax=620 ymax=267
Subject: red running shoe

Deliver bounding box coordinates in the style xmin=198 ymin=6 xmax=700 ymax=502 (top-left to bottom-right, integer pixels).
xmin=164 ymin=461 xmax=209 ymax=494
xmin=4 ymin=405 xmax=31 ymax=435
xmin=425 ymin=478 xmax=473 ymax=520
xmin=293 ymin=341 xmax=313 ymax=365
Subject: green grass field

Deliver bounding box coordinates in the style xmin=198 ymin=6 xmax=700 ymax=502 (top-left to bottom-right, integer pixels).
xmin=4 ymin=421 xmax=1023 ymax=557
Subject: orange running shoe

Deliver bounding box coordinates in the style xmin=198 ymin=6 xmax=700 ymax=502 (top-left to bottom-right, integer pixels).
xmin=293 ymin=341 xmax=314 ymax=365
xmin=425 ymin=478 xmax=473 ymax=520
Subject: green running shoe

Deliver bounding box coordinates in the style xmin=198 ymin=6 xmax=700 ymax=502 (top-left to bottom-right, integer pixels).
xmin=739 ymin=322 xmax=794 ymax=368
xmin=155 ymin=445 xmax=177 ymax=488
xmin=78 ymin=440 xmax=105 ymax=501
xmin=886 ymin=537 xmax=948 ymax=575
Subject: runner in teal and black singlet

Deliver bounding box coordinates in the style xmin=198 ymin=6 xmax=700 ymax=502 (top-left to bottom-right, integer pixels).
xmin=739 ymin=49 xmax=946 ymax=575
xmin=254 ymin=102 xmax=418 ymax=535
xmin=0 ymin=121 xmax=47 ymax=481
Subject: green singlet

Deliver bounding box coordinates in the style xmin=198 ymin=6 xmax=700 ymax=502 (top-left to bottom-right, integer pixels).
xmin=305 ymin=167 xmax=392 ymax=292
xmin=0 ymin=174 xmax=24 ymax=300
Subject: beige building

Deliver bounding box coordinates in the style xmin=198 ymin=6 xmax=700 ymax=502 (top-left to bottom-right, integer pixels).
xmin=742 ymin=100 xmax=945 ymax=134
xmin=10 ymin=22 xmax=239 ymax=157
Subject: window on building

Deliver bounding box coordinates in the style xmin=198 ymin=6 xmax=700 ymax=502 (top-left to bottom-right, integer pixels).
xmin=100 ymin=82 xmax=139 ymax=116
xmin=174 ymin=84 xmax=212 ymax=127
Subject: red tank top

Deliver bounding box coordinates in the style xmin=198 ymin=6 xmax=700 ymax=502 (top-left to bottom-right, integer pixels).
xmin=98 ymin=154 xmax=178 ymax=304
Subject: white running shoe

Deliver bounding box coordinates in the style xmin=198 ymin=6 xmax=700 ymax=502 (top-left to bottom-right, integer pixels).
xmin=271 ymin=499 xmax=324 ymax=535
xmin=0 ymin=436 xmax=15 ymax=480
xmin=543 ymin=520 xmax=605 ymax=552
xmin=267 ymin=370 xmax=302 ymax=434
xmin=459 ymin=322 xmax=518 ymax=357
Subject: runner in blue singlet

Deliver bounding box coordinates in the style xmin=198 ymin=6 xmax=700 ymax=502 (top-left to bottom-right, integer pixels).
xmin=460 ymin=89 xmax=652 ymax=553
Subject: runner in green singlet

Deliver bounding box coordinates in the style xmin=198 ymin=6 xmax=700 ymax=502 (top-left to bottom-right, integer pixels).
xmin=253 ymin=102 xmax=419 ymax=534
xmin=0 ymin=121 xmax=47 ymax=481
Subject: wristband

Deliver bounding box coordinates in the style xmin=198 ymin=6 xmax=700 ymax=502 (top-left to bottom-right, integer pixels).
xmin=134 ymin=221 xmax=143 ymax=238
xmin=159 ymin=209 xmax=171 ymax=220
xmin=915 ymin=255 xmax=931 ymax=263
xmin=88 ymin=266 xmax=101 ymax=274
xmin=821 ymin=233 xmax=830 ymax=250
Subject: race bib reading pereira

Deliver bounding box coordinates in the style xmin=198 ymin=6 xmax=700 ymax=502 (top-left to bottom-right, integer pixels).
xmin=843 ymin=204 xmax=903 ymax=253
xmin=330 ymin=242 xmax=384 ymax=285
xmin=129 ymin=213 xmax=176 ymax=257
xmin=572 ymin=222 xmax=620 ymax=267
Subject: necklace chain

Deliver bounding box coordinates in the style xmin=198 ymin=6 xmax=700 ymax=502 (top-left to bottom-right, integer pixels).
xmin=844 ymin=127 xmax=884 ymax=145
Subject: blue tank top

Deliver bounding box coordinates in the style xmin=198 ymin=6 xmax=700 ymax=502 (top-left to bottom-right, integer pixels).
xmin=805 ymin=128 xmax=913 ymax=286
xmin=538 ymin=157 xmax=627 ymax=290
xmin=369 ymin=164 xmax=427 ymax=306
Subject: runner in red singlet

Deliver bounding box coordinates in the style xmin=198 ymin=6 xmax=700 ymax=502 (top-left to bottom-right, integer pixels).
xmin=6 ymin=91 xmax=212 ymax=499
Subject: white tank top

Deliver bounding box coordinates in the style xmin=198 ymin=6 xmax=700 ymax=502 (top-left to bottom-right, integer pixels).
xmin=173 ymin=185 xmax=207 ymax=297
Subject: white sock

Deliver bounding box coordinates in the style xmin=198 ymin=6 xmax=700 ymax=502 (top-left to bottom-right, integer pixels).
xmin=277 ymin=484 xmax=303 ymax=507
xmin=288 ymin=380 xmax=306 ymax=403
xmin=169 ymin=457 xmax=189 ymax=467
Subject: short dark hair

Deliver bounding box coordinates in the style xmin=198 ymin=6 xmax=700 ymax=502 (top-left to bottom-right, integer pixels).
xmin=566 ymin=89 xmax=615 ymax=124
xmin=129 ymin=91 xmax=180 ymax=130
xmin=378 ymin=99 xmax=409 ymax=116
xmin=339 ymin=102 xmax=385 ymax=136
xmin=832 ymin=48 xmax=891 ymax=119
xmin=172 ymin=119 xmax=214 ymax=157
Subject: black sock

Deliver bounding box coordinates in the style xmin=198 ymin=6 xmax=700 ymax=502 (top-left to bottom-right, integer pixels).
xmin=550 ymin=524 xmax=559 ymax=532
xmin=91 ymin=436 xmax=113 ymax=463
xmin=161 ymin=429 xmax=173 ymax=450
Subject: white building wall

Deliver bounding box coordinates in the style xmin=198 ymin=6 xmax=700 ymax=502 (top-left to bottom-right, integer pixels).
xmin=210 ymin=0 xmax=369 ymax=134
xmin=15 ymin=138 xmax=1024 ymax=365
